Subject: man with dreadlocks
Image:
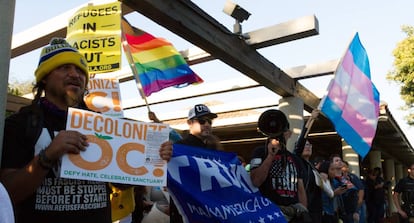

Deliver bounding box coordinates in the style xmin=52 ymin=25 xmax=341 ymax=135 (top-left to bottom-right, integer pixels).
xmin=0 ymin=38 xmax=173 ymax=223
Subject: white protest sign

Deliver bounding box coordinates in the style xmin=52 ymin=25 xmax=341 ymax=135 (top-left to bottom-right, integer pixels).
xmin=61 ymin=108 xmax=169 ymax=186
xmin=84 ymin=76 xmax=123 ymax=118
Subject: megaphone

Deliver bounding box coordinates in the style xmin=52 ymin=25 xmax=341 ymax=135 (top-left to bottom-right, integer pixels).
xmin=258 ymin=109 xmax=290 ymax=138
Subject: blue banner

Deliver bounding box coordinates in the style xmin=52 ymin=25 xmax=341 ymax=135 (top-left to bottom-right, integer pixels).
xmin=167 ymin=144 xmax=287 ymax=223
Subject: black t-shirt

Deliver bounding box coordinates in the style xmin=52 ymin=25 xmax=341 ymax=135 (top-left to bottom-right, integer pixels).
xmin=394 ymin=176 xmax=414 ymax=206
xmin=250 ymin=146 xmax=304 ymax=206
xmin=365 ymin=176 xmax=385 ymax=204
xmin=301 ymin=158 xmax=322 ymax=213
xmin=2 ymin=102 xmax=112 ymax=223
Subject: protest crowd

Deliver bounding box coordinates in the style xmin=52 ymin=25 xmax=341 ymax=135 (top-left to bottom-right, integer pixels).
xmin=2 ymin=36 xmax=414 ymax=223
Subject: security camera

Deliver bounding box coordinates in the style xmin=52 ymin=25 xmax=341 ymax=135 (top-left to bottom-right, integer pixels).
xmin=223 ymin=0 xmax=251 ymax=23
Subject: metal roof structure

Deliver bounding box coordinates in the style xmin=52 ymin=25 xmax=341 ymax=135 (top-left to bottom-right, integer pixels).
xmin=5 ymin=0 xmax=414 ymax=167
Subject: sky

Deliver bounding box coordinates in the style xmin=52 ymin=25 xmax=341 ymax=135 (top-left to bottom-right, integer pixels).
xmin=9 ymin=1 xmax=414 ymax=144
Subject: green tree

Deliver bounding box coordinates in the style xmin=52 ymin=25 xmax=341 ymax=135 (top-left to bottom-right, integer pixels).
xmin=387 ymin=25 xmax=414 ymax=125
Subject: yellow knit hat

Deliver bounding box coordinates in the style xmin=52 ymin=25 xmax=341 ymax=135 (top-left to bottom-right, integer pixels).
xmin=34 ymin=38 xmax=89 ymax=84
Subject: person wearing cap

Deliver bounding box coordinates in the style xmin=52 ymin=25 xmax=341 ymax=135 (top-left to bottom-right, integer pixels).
xmin=175 ymin=104 xmax=218 ymax=148
xmin=249 ymin=109 xmax=309 ymax=222
xmin=169 ymin=104 xmax=219 ymax=223
xmin=0 ymin=38 xmax=173 ymax=223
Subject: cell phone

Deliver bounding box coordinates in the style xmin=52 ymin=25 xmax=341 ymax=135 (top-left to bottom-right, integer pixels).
xmin=341 ymin=184 xmax=347 ymax=189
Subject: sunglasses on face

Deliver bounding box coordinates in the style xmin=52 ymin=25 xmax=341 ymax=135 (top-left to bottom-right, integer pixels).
xmin=195 ymin=118 xmax=212 ymax=125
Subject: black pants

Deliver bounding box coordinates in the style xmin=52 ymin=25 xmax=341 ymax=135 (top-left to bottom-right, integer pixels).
xmin=308 ymin=211 xmax=322 ymax=223
xmin=322 ymin=213 xmax=338 ymax=223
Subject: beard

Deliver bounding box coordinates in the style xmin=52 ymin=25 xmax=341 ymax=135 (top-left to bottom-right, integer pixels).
xmin=46 ymin=83 xmax=84 ymax=107
xmin=63 ymin=77 xmax=86 ymax=107
xmin=65 ymin=89 xmax=83 ymax=107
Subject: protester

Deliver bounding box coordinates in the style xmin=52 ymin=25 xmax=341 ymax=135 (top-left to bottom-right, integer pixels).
xmin=329 ymin=155 xmax=364 ymax=223
xmin=393 ymin=162 xmax=414 ymax=223
xmin=340 ymin=161 xmax=365 ymax=223
xmin=319 ymin=159 xmax=347 ymax=223
xmin=293 ymin=109 xmax=324 ymax=222
xmin=320 ymin=160 xmax=339 ymax=223
xmin=169 ymin=103 xmax=219 ymax=223
xmin=249 ymin=109 xmax=308 ymax=222
xmin=365 ymin=167 xmax=385 ymax=223
xmin=0 ymin=38 xmax=173 ymax=223
xmin=175 ymin=104 xmax=218 ymax=148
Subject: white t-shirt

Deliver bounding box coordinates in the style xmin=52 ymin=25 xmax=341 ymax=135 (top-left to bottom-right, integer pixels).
xmin=0 ymin=183 xmax=14 ymax=223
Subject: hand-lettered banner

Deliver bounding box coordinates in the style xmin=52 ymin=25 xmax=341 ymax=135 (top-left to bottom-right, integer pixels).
xmin=61 ymin=108 xmax=169 ymax=187
xmin=84 ymin=76 xmax=123 ymax=117
xmin=168 ymin=144 xmax=287 ymax=223
xmin=66 ymin=1 xmax=122 ymax=74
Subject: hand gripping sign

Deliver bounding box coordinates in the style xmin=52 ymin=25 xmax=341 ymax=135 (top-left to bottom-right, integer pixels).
xmin=61 ymin=108 xmax=169 ymax=187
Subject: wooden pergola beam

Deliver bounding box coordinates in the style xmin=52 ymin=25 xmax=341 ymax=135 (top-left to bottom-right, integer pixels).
xmin=121 ymin=0 xmax=320 ymax=110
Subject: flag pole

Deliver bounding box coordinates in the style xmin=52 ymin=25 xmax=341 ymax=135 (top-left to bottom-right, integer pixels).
xmin=121 ymin=22 xmax=151 ymax=113
xmin=303 ymin=109 xmax=319 ymax=137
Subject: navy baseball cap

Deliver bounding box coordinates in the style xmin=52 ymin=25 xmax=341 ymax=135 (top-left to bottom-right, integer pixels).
xmin=188 ymin=104 xmax=218 ymax=120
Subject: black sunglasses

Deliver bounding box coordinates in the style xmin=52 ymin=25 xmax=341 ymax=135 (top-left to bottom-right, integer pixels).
xmin=195 ymin=118 xmax=212 ymax=125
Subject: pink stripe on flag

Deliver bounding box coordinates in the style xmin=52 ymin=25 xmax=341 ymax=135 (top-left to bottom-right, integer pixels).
xmin=341 ymin=101 xmax=376 ymax=145
xmin=328 ymin=77 xmax=377 ymax=145
xmin=327 ymin=76 xmax=348 ymax=109
xmin=342 ymin=51 xmax=377 ymax=104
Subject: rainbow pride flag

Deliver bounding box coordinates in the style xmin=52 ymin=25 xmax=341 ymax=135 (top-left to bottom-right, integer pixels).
xmin=319 ymin=33 xmax=380 ymax=158
xmin=122 ymin=19 xmax=203 ymax=96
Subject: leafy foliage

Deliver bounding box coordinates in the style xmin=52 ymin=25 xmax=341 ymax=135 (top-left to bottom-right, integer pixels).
xmin=387 ymin=25 xmax=414 ymax=125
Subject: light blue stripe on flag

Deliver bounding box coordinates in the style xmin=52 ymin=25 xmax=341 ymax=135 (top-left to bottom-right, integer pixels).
xmin=320 ymin=32 xmax=380 ymax=158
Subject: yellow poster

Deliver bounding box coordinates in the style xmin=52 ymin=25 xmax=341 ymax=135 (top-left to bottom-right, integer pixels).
xmin=66 ymin=1 xmax=121 ymax=74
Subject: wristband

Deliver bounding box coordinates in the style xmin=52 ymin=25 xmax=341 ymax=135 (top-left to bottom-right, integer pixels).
xmin=38 ymin=149 xmax=55 ymax=169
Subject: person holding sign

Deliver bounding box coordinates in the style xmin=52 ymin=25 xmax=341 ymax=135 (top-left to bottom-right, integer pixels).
xmin=0 ymin=38 xmax=173 ymax=223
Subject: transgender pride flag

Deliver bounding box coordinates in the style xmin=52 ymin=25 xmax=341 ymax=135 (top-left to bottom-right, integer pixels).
xmin=121 ymin=18 xmax=203 ymax=96
xmin=319 ymin=33 xmax=380 ymax=158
